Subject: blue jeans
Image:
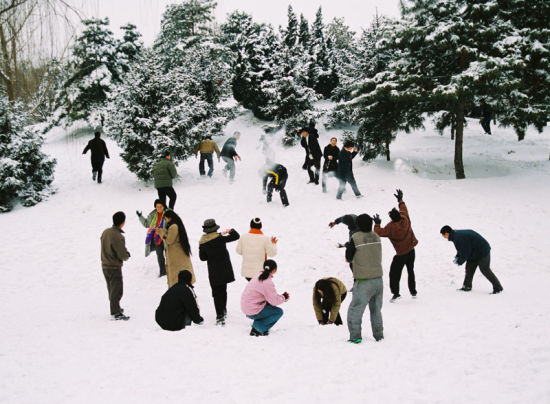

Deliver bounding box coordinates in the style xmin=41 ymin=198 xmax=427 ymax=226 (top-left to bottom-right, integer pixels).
xmin=222 ymin=156 xmax=235 ymax=180
xmin=336 ymin=175 xmax=361 ymax=199
xmin=247 ymin=303 xmax=283 ymax=333
xmin=199 ymin=153 xmax=214 ymax=176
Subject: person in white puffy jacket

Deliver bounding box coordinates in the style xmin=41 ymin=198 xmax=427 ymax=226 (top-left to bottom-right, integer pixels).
xmin=236 ymin=218 xmax=278 ymax=281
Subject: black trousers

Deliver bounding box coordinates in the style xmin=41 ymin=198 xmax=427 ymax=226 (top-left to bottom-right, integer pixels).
xmin=306 ymin=158 xmax=321 ymax=182
xmin=389 ymin=248 xmax=417 ymax=296
xmin=267 ymin=177 xmax=289 ymax=206
xmin=150 ymin=242 xmax=166 ymax=276
xmin=103 ymin=268 xmax=123 ymax=315
xmin=156 ymin=186 xmax=177 ymax=210
xmin=480 ymin=117 xmax=492 ymax=134
xmin=321 ymin=292 xmax=347 ymax=325
xmin=91 ymin=159 xmax=105 ymax=183
xmin=463 ymin=253 xmax=503 ymax=291
xmin=211 ymin=283 xmax=227 ymax=318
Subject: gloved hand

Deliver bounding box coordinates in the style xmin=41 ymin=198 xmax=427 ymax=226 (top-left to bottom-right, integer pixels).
xmin=282 ymin=291 xmax=289 ymax=301
xmin=394 ymin=189 xmax=403 ymax=201
xmin=373 ymin=214 xmax=381 ymax=225
xmin=136 ymin=210 xmax=142 ymax=217
xmin=127 ymin=251 xmax=131 ymax=258
xmin=328 ymin=221 xmax=335 ymax=228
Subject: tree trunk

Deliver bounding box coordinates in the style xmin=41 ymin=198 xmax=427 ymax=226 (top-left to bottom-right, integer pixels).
xmin=385 ymin=136 xmax=390 ymax=161
xmin=454 ymin=102 xmax=466 ymax=179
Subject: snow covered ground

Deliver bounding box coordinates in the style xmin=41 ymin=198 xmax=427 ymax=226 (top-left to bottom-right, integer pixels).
xmin=1 ymin=109 xmax=550 ymax=403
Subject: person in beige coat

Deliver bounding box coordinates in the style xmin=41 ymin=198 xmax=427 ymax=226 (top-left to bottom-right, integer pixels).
xmin=156 ymin=210 xmax=195 ymax=288
xmin=236 ymin=218 xmax=277 ymax=281
xmin=313 ymin=277 xmax=347 ymax=325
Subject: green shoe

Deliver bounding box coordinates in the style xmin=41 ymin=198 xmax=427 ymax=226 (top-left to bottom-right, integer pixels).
xmin=347 ymin=338 xmax=362 ymax=344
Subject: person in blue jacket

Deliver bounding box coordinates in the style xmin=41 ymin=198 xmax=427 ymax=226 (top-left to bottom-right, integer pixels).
xmin=440 ymin=225 xmax=503 ymax=294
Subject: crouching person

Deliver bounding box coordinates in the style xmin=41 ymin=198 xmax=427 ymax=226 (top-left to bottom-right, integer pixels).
xmin=313 ymin=277 xmax=347 ymax=325
xmin=155 ymin=270 xmax=204 ymax=331
xmin=345 ymin=214 xmax=384 ymax=343
xmin=241 ymin=260 xmax=289 ymax=336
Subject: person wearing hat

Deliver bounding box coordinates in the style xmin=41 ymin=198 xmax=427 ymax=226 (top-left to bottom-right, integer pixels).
xmin=152 ymin=151 xmax=178 ymax=209
xmin=236 ymin=218 xmax=278 ymax=281
xmin=373 ymin=189 xmax=418 ymax=302
xmin=336 ymin=140 xmax=362 ymax=200
xmin=345 ymin=214 xmax=384 ymax=344
xmin=199 ymin=219 xmax=240 ymax=325
xmin=194 ymin=135 xmax=221 ymax=177
xmin=136 ymin=199 xmax=168 ymax=277
xmin=100 ymin=211 xmax=130 ymax=321
xmin=220 ymin=131 xmax=241 ymax=181
xmin=440 ymin=225 xmax=503 ymax=294
xmin=155 ymin=270 xmax=204 ymax=331
xmin=300 ymin=126 xmax=322 ymax=185
xmin=82 ymin=131 xmax=109 ymax=183
xmin=262 ymin=161 xmax=289 ymax=207
xmin=241 ymin=259 xmax=289 ymax=336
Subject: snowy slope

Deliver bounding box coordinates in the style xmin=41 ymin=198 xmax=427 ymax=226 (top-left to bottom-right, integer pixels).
xmin=1 ymin=109 xmax=550 ymax=404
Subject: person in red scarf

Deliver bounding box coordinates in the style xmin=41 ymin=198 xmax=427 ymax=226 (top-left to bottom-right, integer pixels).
xmin=236 ymin=218 xmax=278 ymax=281
xmin=136 ymin=199 xmax=167 ymax=277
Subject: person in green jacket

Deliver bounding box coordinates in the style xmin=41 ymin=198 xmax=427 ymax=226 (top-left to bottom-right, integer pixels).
xmin=153 ymin=152 xmax=178 ymax=209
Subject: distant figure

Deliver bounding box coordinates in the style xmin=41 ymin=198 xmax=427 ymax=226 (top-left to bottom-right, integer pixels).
xmin=300 ymin=125 xmax=322 ymax=185
xmin=345 ymin=214 xmax=384 ymax=344
xmin=322 ymin=137 xmax=339 ymax=193
xmin=313 ymin=277 xmax=347 ymax=325
xmin=152 ymin=151 xmax=178 ymax=209
xmin=440 ymin=225 xmax=503 ymax=294
xmin=155 ymin=270 xmax=204 ymax=331
xmin=336 ymin=140 xmax=362 ymax=200
xmin=262 ymin=162 xmax=289 ymax=207
xmin=480 ymin=100 xmax=492 ymax=135
xmin=194 ymin=136 xmax=221 ymax=177
xmin=241 ymin=259 xmax=289 ymax=336
xmin=136 ymin=199 xmax=167 ymax=277
xmin=374 ymin=189 xmax=418 ymax=302
xmin=199 ymin=218 xmax=240 ymax=326
xmin=156 ymin=210 xmax=195 ymax=288
xmin=220 ymin=131 xmax=241 ymax=182
xmin=100 ymin=211 xmax=130 ymax=320
xmin=236 ymin=218 xmax=278 ymax=281
xmin=82 ymin=131 xmax=109 ymax=183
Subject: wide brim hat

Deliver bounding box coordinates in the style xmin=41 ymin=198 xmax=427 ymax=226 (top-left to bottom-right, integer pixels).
xmin=202 ymin=218 xmax=220 ymax=233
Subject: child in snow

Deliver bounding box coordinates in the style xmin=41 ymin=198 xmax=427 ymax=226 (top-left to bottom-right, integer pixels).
xmin=136 ymin=199 xmax=168 ymax=277
xmin=241 ymin=260 xmax=289 ymax=336
xmin=313 ymin=278 xmax=347 ymax=325
xmin=236 ymin=218 xmax=278 ymax=281
xmin=199 ymin=218 xmax=240 ymax=325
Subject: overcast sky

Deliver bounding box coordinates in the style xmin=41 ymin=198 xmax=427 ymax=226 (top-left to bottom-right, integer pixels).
xmin=72 ymin=0 xmax=401 ymax=45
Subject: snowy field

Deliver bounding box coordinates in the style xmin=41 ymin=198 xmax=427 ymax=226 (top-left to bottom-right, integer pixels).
xmin=1 ymin=108 xmax=550 ymax=404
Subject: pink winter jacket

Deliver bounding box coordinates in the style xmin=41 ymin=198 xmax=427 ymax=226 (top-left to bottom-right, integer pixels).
xmin=241 ymin=274 xmax=286 ymax=316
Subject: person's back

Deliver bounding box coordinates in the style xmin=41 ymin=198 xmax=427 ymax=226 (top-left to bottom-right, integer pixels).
xmin=350 ymin=231 xmax=383 ymax=279
xmin=153 ymin=158 xmax=176 ymax=188
xmin=100 ymin=226 xmax=128 ymax=270
xmin=452 ymin=229 xmax=491 ymax=262
xmin=236 ymin=232 xmax=277 ymax=279
xmin=221 ymin=137 xmax=237 ymax=158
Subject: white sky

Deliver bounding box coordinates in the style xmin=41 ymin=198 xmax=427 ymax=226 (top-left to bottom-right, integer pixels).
xmin=72 ymin=0 xmax=401 ymax=45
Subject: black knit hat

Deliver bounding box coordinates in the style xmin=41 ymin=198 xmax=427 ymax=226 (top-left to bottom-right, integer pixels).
xmin=389 ymin=208 xmax=402 ymax=222
xmin=356 ymin=214 xmax=373 ymax=232
xmin=250 ymin=217 xmax=262 ymax=229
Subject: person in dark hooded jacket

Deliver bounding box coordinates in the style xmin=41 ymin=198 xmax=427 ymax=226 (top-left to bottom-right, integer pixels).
xmin=336 ymin=140 xmax=362 ymax=199
xmin=262 ymin=162 xmax=289 ymax=207
xmin=82 ymin=131 xmax=109 ymax=183
xmin=300 ymin=125 xmax=322 ymax=185
xmin=155 ymin=270 xmax=203 ymax=331
xmin=374 ymin=189 xmax=418 ymax=302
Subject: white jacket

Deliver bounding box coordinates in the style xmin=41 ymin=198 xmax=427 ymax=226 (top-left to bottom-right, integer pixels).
xmin=236 ymin=232 xmax=277 ymax=278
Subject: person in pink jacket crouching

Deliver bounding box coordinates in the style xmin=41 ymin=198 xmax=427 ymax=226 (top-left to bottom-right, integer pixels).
xmin=241 ymin=260 xmax=289 ymax=336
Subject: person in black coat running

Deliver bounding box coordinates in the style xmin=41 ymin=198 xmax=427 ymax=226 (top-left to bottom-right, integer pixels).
xmin=336 ymin=140 xmax=362 ymax=199
xmin=479 ymin=100 xmax=492 ymax=135
xmin=322 ymin=137 xmax=339 ymax=193
xmin=262 ymin=162 xmax=289 ymax=207
xmin=300 ymin=125 xmax=322 ymax=185
xmin=155 ymin=270 xmax=204 ymax=331
xmin=82 ymin=131 xmax=109 ymax=183
xmin=199 ymin=219 xmax=240 ymax=325
xmin=440 ymin=225 xmax=503 ymax=294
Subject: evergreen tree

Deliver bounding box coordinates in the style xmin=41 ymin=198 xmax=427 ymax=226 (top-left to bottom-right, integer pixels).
xmin=283 ymin=5 xmax=298 ymax=49
xmin=309 ymin=7 xmax=338 ymax=97
xmin=118 ymin=23 xmax=143 ymax=73
xmin=0 ymin=95 xmax=56 ymax=212
xmin=298 ymin=14 xmax=310 ymax=47
xmin=326 ymin=17 xmax=357 ymax=101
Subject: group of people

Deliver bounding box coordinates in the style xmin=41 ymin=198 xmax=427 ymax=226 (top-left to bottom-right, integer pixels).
xmin=100 ymin=185 xmax=503 ymax=343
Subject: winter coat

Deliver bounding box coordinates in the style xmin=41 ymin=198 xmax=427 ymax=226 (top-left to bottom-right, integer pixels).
xmin=312 ymin=277 xmax=347 ymax=323
xmin=335 ymin=214 xmax=358 ymax=239
xmin=155 ymin=282 xmax=203 ymax=331
xmin=199 ymin=229 xmax=240 ymax=287
xmin=262 ymin=164 xmax=288 ymax=190
xmin=481 ymin=103 xmax=492 ymax=118
xmin=100 ymin=226 xmax=130 ymax=270
xmin=346 ymin=231 xmax=383 ymax=280
xmin=194 ymin=139 xmax=220 ymax=157
xmin=300 ymin=132 xmax=322 ymax=161
xmin=138 ymin=209 xmax=168 ymax=257
xmin=236 ymin=230 xmax=277 ymax=279
xmin=374 ymin=200 xmax=418 ymax=256
xmin=323 ymin=144 xmax=339 ymax=172
xmin=241 ymin=273 xmax=286 ymax=316
xmin=83 ymin=137 xmax=109 ymax=165
xmin=153 ymin=158 xmax=177 ymax=188
xmin=221 ymin=137 xmax=238 ymax=159
xmin=448 ymin=229 xmax=491 ymax=265
xmin=157 ymin=223 xmax=195 ymax=287
xmin=337 ymin=149 xmax=358 ymax=180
